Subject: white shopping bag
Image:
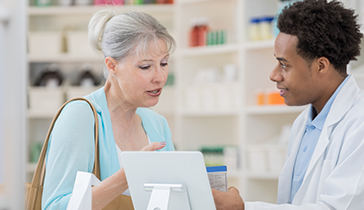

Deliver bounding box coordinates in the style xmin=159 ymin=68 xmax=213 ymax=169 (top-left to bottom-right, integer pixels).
xmin=67 ymin=171 xmax=101 ymax=210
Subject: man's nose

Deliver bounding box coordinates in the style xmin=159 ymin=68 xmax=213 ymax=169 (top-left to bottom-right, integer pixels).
xmin=270 ymin=64 xmax=283 ymax=82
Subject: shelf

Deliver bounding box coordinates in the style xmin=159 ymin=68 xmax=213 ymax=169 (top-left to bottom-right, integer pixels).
xmin=244 ymin=171 xmax=280 ymax=180
xmin=245 ymin=105 xmax=308 ymax=115
xmin=179 ymin=109 xmax=240 ymax=116
xmin=28 ymin=4 xmax=174 ymax=16
xmin=244 ymin=39 xmax=274 ymax=50
xmin=28 ymin=109 xmax=58 ymax=119
xmin=179 ymin=0 xmax=230 ymax=5
xmin=178 ymin=44 xmax=239 ymax=57
xmin=28 ymin=54 xmax=104 ymax=63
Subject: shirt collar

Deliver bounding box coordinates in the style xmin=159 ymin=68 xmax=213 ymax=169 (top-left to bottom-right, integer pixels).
xmin=307 ymin=75 xmax=351 ymax=130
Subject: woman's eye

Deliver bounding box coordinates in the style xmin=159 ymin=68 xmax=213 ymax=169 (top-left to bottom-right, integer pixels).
xmin=139 ymin=65 xmax=151 ymax=70
xmin=161 ymin=62 xmax=168 ymax=67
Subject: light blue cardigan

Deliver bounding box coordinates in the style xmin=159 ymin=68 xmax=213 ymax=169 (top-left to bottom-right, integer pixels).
xmin=42 ymin=87 xmax=175 ymax=210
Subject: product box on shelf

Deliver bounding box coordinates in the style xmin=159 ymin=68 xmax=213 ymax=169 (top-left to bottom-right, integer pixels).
xmin=66 ymin=85 xmax=100 ymax=100
xmin=66 ymin=31 xmax=95 ymax=56
xmin=28 ymin=82 xmax=65 ymax=112
xmin=184 ymin=83 xmax=239 ymax=112
xmin=28 ymin=31 xmax=63 ymax=55
xmin=246 ymin=144 xmax=287 ymax=174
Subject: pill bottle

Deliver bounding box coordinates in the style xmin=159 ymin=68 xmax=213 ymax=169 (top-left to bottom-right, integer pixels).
xmin=218 ymin=30 xmax=227 ymax=45
xmin=268 ymin=90 xmax=285 ymax=105
xmin=248 ymin=17 xmax=261 ymax=41
xmin=197 ymin=17 xmax=208 ymax=47
xmin=189 ymin=19 xmax=199 ymax=47
xmin=260 ymin=16 xmax=274 ymax=40
xmin=256 ymin=89 xmax=266 ymax=105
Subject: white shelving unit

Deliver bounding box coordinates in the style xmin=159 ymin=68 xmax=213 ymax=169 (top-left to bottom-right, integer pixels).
xmin=27 ymin=0 xmax=297 ymax=203
xmin=27 ymin=0 xmax=364 ymax=205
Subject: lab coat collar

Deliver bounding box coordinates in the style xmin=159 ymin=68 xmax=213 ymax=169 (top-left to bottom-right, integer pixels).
xmin=293 ymin=76 xmax=360 ymax=203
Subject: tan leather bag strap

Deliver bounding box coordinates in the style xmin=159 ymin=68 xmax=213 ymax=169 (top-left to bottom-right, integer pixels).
xmin=30 ymin=97 xmax=101 ymax=189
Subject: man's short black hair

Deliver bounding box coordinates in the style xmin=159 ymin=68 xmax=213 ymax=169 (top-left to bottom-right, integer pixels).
xmin=278 ymin=0 xmax=363 ymax=75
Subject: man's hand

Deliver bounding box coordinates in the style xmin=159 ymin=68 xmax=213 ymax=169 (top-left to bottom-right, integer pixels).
xmin=212 ymin=187 xmax=244 ymax=210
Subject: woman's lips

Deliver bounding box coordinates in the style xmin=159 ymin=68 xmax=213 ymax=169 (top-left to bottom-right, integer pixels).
xmin=147 ymin=88 xmax=162 ymax=97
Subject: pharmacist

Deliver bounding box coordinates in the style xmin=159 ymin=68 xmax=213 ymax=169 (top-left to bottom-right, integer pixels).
xmin=212 ymin=0 xmax=364 ymax=209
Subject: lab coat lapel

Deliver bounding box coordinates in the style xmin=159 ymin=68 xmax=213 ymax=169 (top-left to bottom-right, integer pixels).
xmin=277 ymin=108 xmax=308 ymax=204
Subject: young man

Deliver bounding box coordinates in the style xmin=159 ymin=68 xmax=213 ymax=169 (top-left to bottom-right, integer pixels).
xmin=212 ymin=0 xmax=364 ymax=209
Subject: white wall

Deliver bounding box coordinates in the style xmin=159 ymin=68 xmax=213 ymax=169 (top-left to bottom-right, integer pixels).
xmin=0 ymin=0 xmax=28 ymax=209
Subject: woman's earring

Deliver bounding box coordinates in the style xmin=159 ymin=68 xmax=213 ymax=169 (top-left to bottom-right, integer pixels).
xmin=112 ymin=73 xmax=116 ymax=77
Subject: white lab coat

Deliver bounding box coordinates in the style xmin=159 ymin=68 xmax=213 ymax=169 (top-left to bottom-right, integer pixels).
xmin=245 ymin=76 xmax=364 ymax=210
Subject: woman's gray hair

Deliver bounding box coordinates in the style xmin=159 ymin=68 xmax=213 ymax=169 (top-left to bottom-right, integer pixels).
xmin=88 ymin=8 xmax=176 ymax=78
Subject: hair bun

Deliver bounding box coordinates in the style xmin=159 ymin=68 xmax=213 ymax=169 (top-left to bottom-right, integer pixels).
xmin=88 ymin=8 xmax=118 ymax=54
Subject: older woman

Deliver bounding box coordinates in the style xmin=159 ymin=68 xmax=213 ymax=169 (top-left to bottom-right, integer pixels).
xmin=42 ymin=9 xmax=176 ymax=210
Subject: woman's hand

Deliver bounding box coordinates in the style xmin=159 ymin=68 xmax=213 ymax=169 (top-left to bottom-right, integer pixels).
xmin=212 ymin=187 xmax=245 ymax=210
xmin=141 ymin=141 xmax=166 ymax=151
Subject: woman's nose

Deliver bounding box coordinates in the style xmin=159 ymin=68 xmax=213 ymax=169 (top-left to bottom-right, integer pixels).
xmin=153 ymin=66 xmax=168 ymax=84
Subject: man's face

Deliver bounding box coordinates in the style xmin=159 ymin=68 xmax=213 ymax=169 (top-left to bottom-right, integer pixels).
xmin=270 ymin=33 xmax=321 ymax=107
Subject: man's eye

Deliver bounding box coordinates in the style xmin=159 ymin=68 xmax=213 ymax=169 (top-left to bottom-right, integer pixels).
xmin=280 ymin=63 xmax=287 ymax=69
xmin=139 ymin=65 xmax=151 ymax=70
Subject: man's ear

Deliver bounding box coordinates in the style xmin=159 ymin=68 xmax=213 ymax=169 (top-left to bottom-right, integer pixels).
xmin=316 ymin=57 xmax=330 ymax=74
xmin=105 ymin=57 xmax=117 ymax=75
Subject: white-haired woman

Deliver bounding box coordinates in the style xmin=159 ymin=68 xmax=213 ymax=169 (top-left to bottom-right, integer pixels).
xmin=42 ymin=9 xmax=176 ymax=210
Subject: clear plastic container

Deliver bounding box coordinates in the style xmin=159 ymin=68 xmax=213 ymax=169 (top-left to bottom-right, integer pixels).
xmin=248 ymin=17 xmax=261 ymax=41
xmin=259 ymin=16 xmax=274 ymax=40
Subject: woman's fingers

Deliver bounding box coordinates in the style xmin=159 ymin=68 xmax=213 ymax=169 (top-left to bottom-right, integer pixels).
xmin=141 ymin=141 xmax=166 ymax=151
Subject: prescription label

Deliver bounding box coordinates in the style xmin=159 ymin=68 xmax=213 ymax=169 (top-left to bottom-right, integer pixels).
xmin=206 ymin=165 xmax=228 ymax=192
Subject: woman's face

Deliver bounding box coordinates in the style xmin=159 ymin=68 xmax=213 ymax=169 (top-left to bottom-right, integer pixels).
xmin=111 ymin=39 xmax=170 ymax=108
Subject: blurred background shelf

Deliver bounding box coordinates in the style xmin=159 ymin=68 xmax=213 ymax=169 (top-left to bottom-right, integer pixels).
xmin=244 ymin=172 xmax=280 ymax=180
xmin=179 ymin=110 xmax=241 ymax=117
xmin=28 ymin=54 xmax=103 ymax=63
xmin=245 ymin=105 xmax=308 ymax=115
xmin=179 ymin=44 xmax=239 ymax=57
xmin=28 ymin=5 xmax=174 ymax=16
xmin=244 ymin=39 xmax=275 ymax=50
xmin=28 ymin=109 xmax=57 ymax=119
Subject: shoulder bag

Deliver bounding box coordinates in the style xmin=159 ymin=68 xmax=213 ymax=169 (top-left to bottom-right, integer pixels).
xmin=1 ymin=98 xmax=134 ymax=210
